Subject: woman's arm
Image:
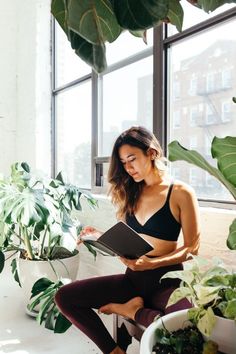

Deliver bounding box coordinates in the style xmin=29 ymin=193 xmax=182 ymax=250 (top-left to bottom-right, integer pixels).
xmin=123 ymin=184 xmax=200 ymax=271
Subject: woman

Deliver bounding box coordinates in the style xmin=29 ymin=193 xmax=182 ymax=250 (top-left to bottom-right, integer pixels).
xmin=55 ymin=126 xmax=200 ymax=354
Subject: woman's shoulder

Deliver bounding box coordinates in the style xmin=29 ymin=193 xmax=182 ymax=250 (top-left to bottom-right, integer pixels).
xmin=171 ymin=180 xmax=197 ymax=200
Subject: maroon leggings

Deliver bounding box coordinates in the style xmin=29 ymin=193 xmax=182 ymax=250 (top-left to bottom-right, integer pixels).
xmin=55 ymin=263 xmax=191 ymax=353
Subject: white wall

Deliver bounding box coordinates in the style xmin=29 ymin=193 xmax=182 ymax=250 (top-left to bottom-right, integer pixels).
xmin=0 ymin=0 xmax=51 ymax=176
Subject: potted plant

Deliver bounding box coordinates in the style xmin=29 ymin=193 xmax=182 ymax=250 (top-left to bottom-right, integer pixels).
xmin=160 ymin=256 xmax=236 ymax=353
xmin=140 ymin=131 xmax=236 ymax=353
xmin=51 ymin=0 xmax=233 ymax=73
xmin=0 ymin=161 xmax=97 ymax=332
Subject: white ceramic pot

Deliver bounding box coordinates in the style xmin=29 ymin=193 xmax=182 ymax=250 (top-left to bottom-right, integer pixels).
xmin=17 ymin=251 xmax=80 ymax=312
xmin=205 ymin=315 xmax=236 ymax=354
xmin=140 ymin=308 xmax=236 ymax=354
xmin=140 ymin=309 xmax=190 ymax=354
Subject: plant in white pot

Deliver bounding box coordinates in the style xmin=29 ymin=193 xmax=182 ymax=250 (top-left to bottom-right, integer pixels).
xmin=140 ymin=132 xmax=236 ymax=353
xmin=161 ymin=256 xmax=236 ymax=353
xmin=0 ymin=162 xmax=97 ymax=332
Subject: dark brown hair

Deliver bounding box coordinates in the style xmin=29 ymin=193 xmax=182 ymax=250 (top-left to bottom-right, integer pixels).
xmin=107 ymin=126 xmax=164 ymax=219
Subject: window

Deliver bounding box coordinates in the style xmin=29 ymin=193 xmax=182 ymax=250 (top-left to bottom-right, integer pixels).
xmin=53 ymin=6 xmax=236 ymax=204
xmin=189 ymin=76 xmax=197 ymax=96
xmin=222 ymin=68 xmax=232 ymax=89
xmin=221 ymin=100 xmax=231 ymax=122
xmin=172 ymin=110 xmax=181 ymax=129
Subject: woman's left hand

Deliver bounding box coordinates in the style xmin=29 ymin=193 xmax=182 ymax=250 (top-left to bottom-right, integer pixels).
xmin=120 ymin=256 xmax=154 ymax=271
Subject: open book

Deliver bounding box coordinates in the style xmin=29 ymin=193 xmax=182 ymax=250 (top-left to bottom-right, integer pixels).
xmin=81 ymin=221 xmax=154 ymax=259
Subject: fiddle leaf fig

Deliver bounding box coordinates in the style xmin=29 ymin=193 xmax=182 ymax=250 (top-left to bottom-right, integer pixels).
xmin=67 ymin=0 xmax=121 ymax=44
xmin=112 ymin=0 xmax=169 ymax=30
xmin=168 ymin=137 xmax=236 ymax=250
xmin=211 ymin=136 xmax=236 ymax=187
xmin=197 ymin=0 xmax=236 ymax=13
xmin=167 ymin=0 xmax=184 ymax=33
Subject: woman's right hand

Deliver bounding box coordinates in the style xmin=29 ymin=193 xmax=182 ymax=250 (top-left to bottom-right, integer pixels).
xmin=77 ymin=226 xmax=102 ymax=245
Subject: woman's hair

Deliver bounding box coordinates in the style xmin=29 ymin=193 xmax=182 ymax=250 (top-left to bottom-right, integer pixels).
xmin=107 ymin=126 xmax=165 ymax=219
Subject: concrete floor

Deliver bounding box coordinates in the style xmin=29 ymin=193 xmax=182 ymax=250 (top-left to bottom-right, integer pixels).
xmin=0 ymin=264 xmax=139 ymax=354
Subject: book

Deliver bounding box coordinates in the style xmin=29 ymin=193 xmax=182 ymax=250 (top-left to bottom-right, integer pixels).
xmin=81 ymin=221 xmax=154 ymax=259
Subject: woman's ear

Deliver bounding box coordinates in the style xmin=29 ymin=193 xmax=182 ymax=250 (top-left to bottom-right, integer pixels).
xmin=148 ymin=148 xmax=157 ymax=160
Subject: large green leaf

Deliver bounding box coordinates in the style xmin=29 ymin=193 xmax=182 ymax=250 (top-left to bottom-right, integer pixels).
xmin=168 ymin=140 xmax=236 ymax=199
xmin=167 ymin=0 xmax=184 ymax=32
xmin=211 ymin=136 xmax=236 ymax=187
xmin=168 ymin=139 xmax=236 ymax=250
xmin=51 ymin=0 xmax=118 ymax=73
xmin=67 ymin=0 xmax=121 ymax=44
xmin=227 ymin=218 xmax=236 ymax=250
xmin=112 ymin=0 xmax=168 ymax=30
xmin=197 ymin=0 xmax=236 ymax=13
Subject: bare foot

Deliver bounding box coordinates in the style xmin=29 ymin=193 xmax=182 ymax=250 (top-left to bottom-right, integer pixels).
xmin=98 ymin=296 xmax=144 ymax=321
xmin=110 ymin=346 xmax=126 ymax=354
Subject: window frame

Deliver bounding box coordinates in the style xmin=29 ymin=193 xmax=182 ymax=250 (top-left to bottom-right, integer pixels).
xmin=51 ymin=6 xmax=236 ymax=209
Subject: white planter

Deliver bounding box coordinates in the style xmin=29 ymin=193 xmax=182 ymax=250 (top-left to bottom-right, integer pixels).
xmin=205 ymin=315 xmax=236 ymax=354
xmin=140 ymin=309 xmax=236 ymax=354
xmin=140 ymin=309 xmax=190 ymax=354
xmin=17 ymin=251 xmax=80 ymax=312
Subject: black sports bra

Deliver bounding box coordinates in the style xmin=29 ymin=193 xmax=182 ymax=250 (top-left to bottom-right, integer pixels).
xmin=126 ymin=184 xmax=181 ymax=242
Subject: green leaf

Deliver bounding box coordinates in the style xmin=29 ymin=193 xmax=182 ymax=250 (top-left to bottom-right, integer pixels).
xmin=233 ymin=96 xmax=236 ymax=103
xmin=193 ymin=284 xmax=220 ymax=306
xmin=166 ymin=287 xmax=193 ymax=307
xmin=167 ymin=0 xmax=184 ymax=32
xmin=211 ymin=136 xmax=236 ymax=187
xmin=113 ymin=0 xmax=168 ymax=30
xmin=129 ymin=30 xmax=147 ymax=44
xmin=31 ymin=277 xmax=54 ymax=298
xmin=161 ymin=269 xmax=195 ymax=287
xmin=223 ymin=299 xmax=236 ymax=319
xmin=11 ymin=258 xmax=21 ymax=287
xmin=0 ymin=250 xmax=5 ymax=273
xmin=197 ymin=307 xmax=216 ymax=337
xmin=67 ymin=0 xmax=121 ymax=44
xmin=54 ymin=313 xmax=72 ymax=333
xmin=198 ymin=0 xmax=236 ymax=13
xmin=168 ymin=140 xmax=236 ymax=199
xmin=51 ymin=0 xmax=68 ymax=33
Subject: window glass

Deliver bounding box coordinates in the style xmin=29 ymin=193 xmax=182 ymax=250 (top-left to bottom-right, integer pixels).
xmin=106 ymin=30 xmax=153 ymax=65
xmin=55 ymin=81 xmax=91 ymax=189
xmin=168 ymin=20 xmax=236 ymax=201
xmin=55 ymin=23 xmax=91 ymax=88
xmin=168 ymin=2 xmax=235 ymax=36
xmin=98 ymin=56 xmax=153 ymax=156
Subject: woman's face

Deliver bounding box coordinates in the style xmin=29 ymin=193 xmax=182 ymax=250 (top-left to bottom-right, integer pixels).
xmin=119 ymin=144 xmax=154 ymax=182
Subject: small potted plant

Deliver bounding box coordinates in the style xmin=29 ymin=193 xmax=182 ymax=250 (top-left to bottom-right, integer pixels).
xmin=0 ymin=162 xmax=97 ymax=332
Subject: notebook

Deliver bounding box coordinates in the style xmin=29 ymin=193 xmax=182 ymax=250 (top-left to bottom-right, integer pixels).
xmin=81 ymin=221 xmax=154 ymax=259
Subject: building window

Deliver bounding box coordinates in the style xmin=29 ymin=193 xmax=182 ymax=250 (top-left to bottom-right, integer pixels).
xmin=221 ymin=101 xmax=232 ymax=122
xmin=222 ymin=68 xmax=232 ymax=89
xmin=172 ymin=110 xmax=181 ymax=129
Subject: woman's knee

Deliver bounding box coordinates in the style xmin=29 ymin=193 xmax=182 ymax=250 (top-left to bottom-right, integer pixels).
xmin=54 ymin=284 xmax=72 ymax=310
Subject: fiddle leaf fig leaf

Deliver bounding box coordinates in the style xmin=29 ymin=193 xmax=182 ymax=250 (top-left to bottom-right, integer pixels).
xmin=67 ymin=0 xmax=122 ymax=44
xmin=112 ymin=0 xmax=168 ymax=30
xmin=70 ymin=30 xmax=107 ymax=73
xmin=197 ymin=0 xmax=236 ymax=13
xmin=168 ymin=140 xmax=236 ymax=199
xmin=211 ymin=136 xmax=236 ymax=187
xmin=167 ymin=0 xmax=184 ymax=32
xmin=227 ymin=218 xmax=236 ymax=250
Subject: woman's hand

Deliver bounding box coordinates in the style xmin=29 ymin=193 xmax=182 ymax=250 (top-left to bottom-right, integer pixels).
xmin=77 ymin=226 xmax=102 ymax=245
xmin=119 ymin=256 xmax=155 ymax=271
